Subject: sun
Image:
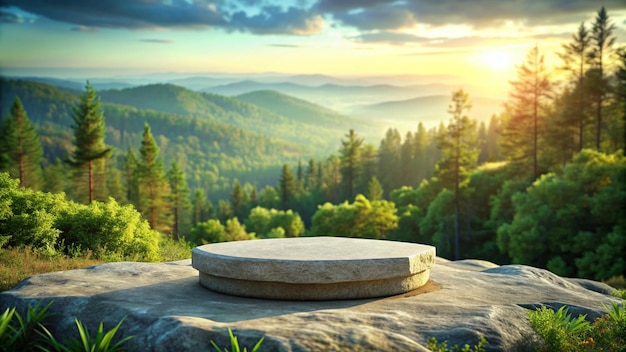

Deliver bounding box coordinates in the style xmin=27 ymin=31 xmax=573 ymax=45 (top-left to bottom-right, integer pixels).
xmin=477 ymin=49 xmax=516 ymax=73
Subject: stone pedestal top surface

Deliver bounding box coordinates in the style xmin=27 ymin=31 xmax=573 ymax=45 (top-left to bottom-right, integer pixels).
xmin=191 ymin=237 xmax=435 ymax=300
xmin=191 ymin=237 xmax=435 ymax=284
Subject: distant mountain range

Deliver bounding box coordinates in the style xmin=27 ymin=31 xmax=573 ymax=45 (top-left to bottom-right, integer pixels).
xmin=4 ymin=73 xmax=507 ymax=137
xmin=350 ymin=95 xmax=504 ymax=129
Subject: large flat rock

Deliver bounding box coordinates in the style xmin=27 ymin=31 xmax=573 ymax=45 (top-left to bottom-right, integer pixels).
xmin=192 ymin=237 xmax=435 ymax=300
xmin=0 ymin=258 xmax=620 ymax=351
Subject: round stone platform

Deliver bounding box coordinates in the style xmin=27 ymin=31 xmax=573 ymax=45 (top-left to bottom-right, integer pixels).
xmin=191 ymin=237 xmax=435 ymax=300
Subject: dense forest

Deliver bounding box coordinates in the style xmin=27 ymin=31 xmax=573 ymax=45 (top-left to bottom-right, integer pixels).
xmin=1 ymin=7 xmax=625 ymax=281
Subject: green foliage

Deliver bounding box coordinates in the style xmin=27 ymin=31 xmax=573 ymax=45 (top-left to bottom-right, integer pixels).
xmin=309 ymin=194 xmax=398 ymax=239
xmin=38 ymin=317 xmax=133 ymax=352
xmin=0 ymin=301 xmax=52 ymax=351
xmin=0 ymin=96 xmax=44 ymax=190
xmin=66 ymin=82 xmax=113 ymax=203
xmin=528 ymin=302 xmax=626 ymax=352
xmin=528 ymin=306 xmax=591 ymax=352
xmin=426 ymin=336 xmax=487 ymax=352
xmin=55 ymin=198 xmax=161 ymax=261
xmin=210 ymin=328 xmax=264 ymax=352
xmin=497 ymin=149 xmax=626 ymax=280
xmin=244 ymin=206 xmax=304 ymax=239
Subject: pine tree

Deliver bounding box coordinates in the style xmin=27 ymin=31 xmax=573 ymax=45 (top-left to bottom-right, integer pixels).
xmin=137 ymin=123 xmax=171 ymax=233
xmin=278 ymin=164 xmax=296 ymax=207
xmin=0 ymin=96 xmax=44 ymax=190
xmin=378 ymin=128 xmax=402 ymax=193
xmin=339 ymin=129 xmax=364 ymax=200
xmin=558 ymin=21 xmax=591 ymax=151
xmin=617 ymin=47 xmax=626 ymax=149
xmin=305 ymin=157 xmax=318 ymax=191
xmin=65 ymin=82 xmax=112 ymax=203
xmin=168 ymin=161 xmax=191 ymax=238
xmin=400 ymin=131 xmax=414 ymax=187
xmin=501 ymin=45 xmax=552 ymax=180
xmin=357 ymin=144 xmax=378 ymax=196
xmin=124 ymin=147 xmax=139 ymax=206
xmin=230 ymin=179 xmax=244 ymax=220
xmin=413 ymin=123 xmax=430 ymax=184
xmin=435 ymin=89 xmax=479 ymax=260
xmin=368 ymin=176 xmax=384 ymax=201
xmin=589 ymin=6 xmax=616 ymax=150
xmin=192 ymin=189 xmax=211 ymax=226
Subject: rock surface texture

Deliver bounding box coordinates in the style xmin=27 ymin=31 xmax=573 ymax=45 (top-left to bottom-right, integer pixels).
xmin=192 ymin=237 xmax=435 ymax=300
xmin=0 ymin=258 xmax=620 ymax=351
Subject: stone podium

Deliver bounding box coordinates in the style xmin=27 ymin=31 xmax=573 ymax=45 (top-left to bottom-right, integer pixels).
xmin=192 ymin=237 xmax=435 ymax=300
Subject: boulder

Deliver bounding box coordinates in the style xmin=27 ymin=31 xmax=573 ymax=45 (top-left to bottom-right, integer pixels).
xmin=0 ymin=258 xmax=620 ymax=351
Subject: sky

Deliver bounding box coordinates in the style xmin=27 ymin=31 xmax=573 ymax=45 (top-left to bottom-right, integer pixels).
xmin=0 ymin=0 xmax=625 ymax=89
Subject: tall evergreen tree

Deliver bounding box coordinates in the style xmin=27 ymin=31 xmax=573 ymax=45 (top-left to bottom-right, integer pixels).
xmin=400 ymin=131 xmax=414 ymax=187
xmin=168 ymin=161 xmax=191 ymax=238
xmin=617 ymin=47 xmax=626 ymax=149
xmin=501 ymin=45 xmax=552 ymax=180
xmin=413 ymin=122 xmax=430 ymax=184
xmin=339 ymin=129 xmax=364 ymax=200
xmin=230 ymin=179 xmax=244 ymax=220
xmin=192 ymin=188 xmax=212 ymax=226
xmin=0 ymin=96 xmax=44 ymax=190
xmin=435 ymin=89 xmax=478 ymax=260
xmin=278 ymin=164 xmax=296 ymax=207
xmin=378 ymin=128 xmax=402 ymax=193
xmin=357 ymin=144 xmax=378 ymax=196
xmin=558 ymin=21 xmax=591 ymax=151
xmin=305 ymin=157 xmax=318 ymax=191
xmin=124 ymin=147 xmax=139 ymax=206
xmin=137 ymin=123 xmax=171 ymax=233
xmin=589 ymin=6 xmax=616 ymax=150
xmin=367 ymin=176 xmax=383 ymax=201
xmin=65 ymin=82 xmax=112 ymax=203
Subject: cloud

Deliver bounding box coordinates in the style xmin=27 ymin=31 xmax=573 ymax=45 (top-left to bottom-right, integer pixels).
xmin=1 ymin=0 xmax=624 ymax=38
xmin=267 ymin=43 xmax=305 ymax=48
xmin=319 ymin=0 xmax=626 ymax=30
xmin=351 ymin=31 xmax=432 ymax=45
xmin=0 ymin=8 xmax=22 ymax=23
xmin=228 ymin=5 xmax=323 ymax=35
xmin=0 ymin=0 xmax=324 ymax=35
xmin=71 ymin=25 xmax=97 ymax=32
xmin=140 ymin=39 xmax=174 ymax=44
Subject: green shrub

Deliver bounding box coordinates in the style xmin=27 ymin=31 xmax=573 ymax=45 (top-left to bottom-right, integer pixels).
xmin=210 ymin=328 xmax=264 ymax=352
xmin=529 ymin=302 xmax=626 ymax=352
xmin=527 ymin=306 xmax=591 ymax=352
xmin=427 ymin=336 xmax=487 ymax=352
xmin=56 ymin=198 xmax=161 ymax=261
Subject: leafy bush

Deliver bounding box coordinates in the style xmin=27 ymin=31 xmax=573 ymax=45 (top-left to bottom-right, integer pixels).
xmin=427 ymin=336 xmax=487 ymax=352
xmin=55 ymin=198 xmax=161 ymax=261
xmin=528 ymin=302 xmax=626 ymax=352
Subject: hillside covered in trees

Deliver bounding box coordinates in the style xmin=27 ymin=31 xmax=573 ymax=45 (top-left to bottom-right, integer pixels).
xmin=0 ymin=7 xmax=625 ymax=282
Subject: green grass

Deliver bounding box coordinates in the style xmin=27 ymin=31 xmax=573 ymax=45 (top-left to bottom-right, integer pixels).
xmin=0 ymin=247 xmax=102 ymax=292
xmin=0 ymin=238 xmax=191 ymax=292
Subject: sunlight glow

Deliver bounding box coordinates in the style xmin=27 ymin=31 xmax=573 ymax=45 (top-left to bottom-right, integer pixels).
xmin=478 ymin=49 xmax=516 ymax=73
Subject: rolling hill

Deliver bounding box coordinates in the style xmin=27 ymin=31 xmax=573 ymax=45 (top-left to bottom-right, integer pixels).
xmin=350 ymin=94 xmax=505 ymax=128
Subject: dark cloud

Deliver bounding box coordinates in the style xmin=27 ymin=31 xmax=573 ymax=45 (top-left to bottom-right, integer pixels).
xmin=0 ymin=0 xmax=226 ymax=29
xmin=0 ymin=0 xmax=324 ymax=35
xmin=320 ymin=0 xmax=626 ymax=31
xmin=140 ymin=39 xmax=174 ymax=44
xmin=0 ymin=8 xmax=22 ymax=23
xmin=1 ymin=0 xmax=624 ymax=38
xmin=228 ymin=5 xmax=323 ymax=35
